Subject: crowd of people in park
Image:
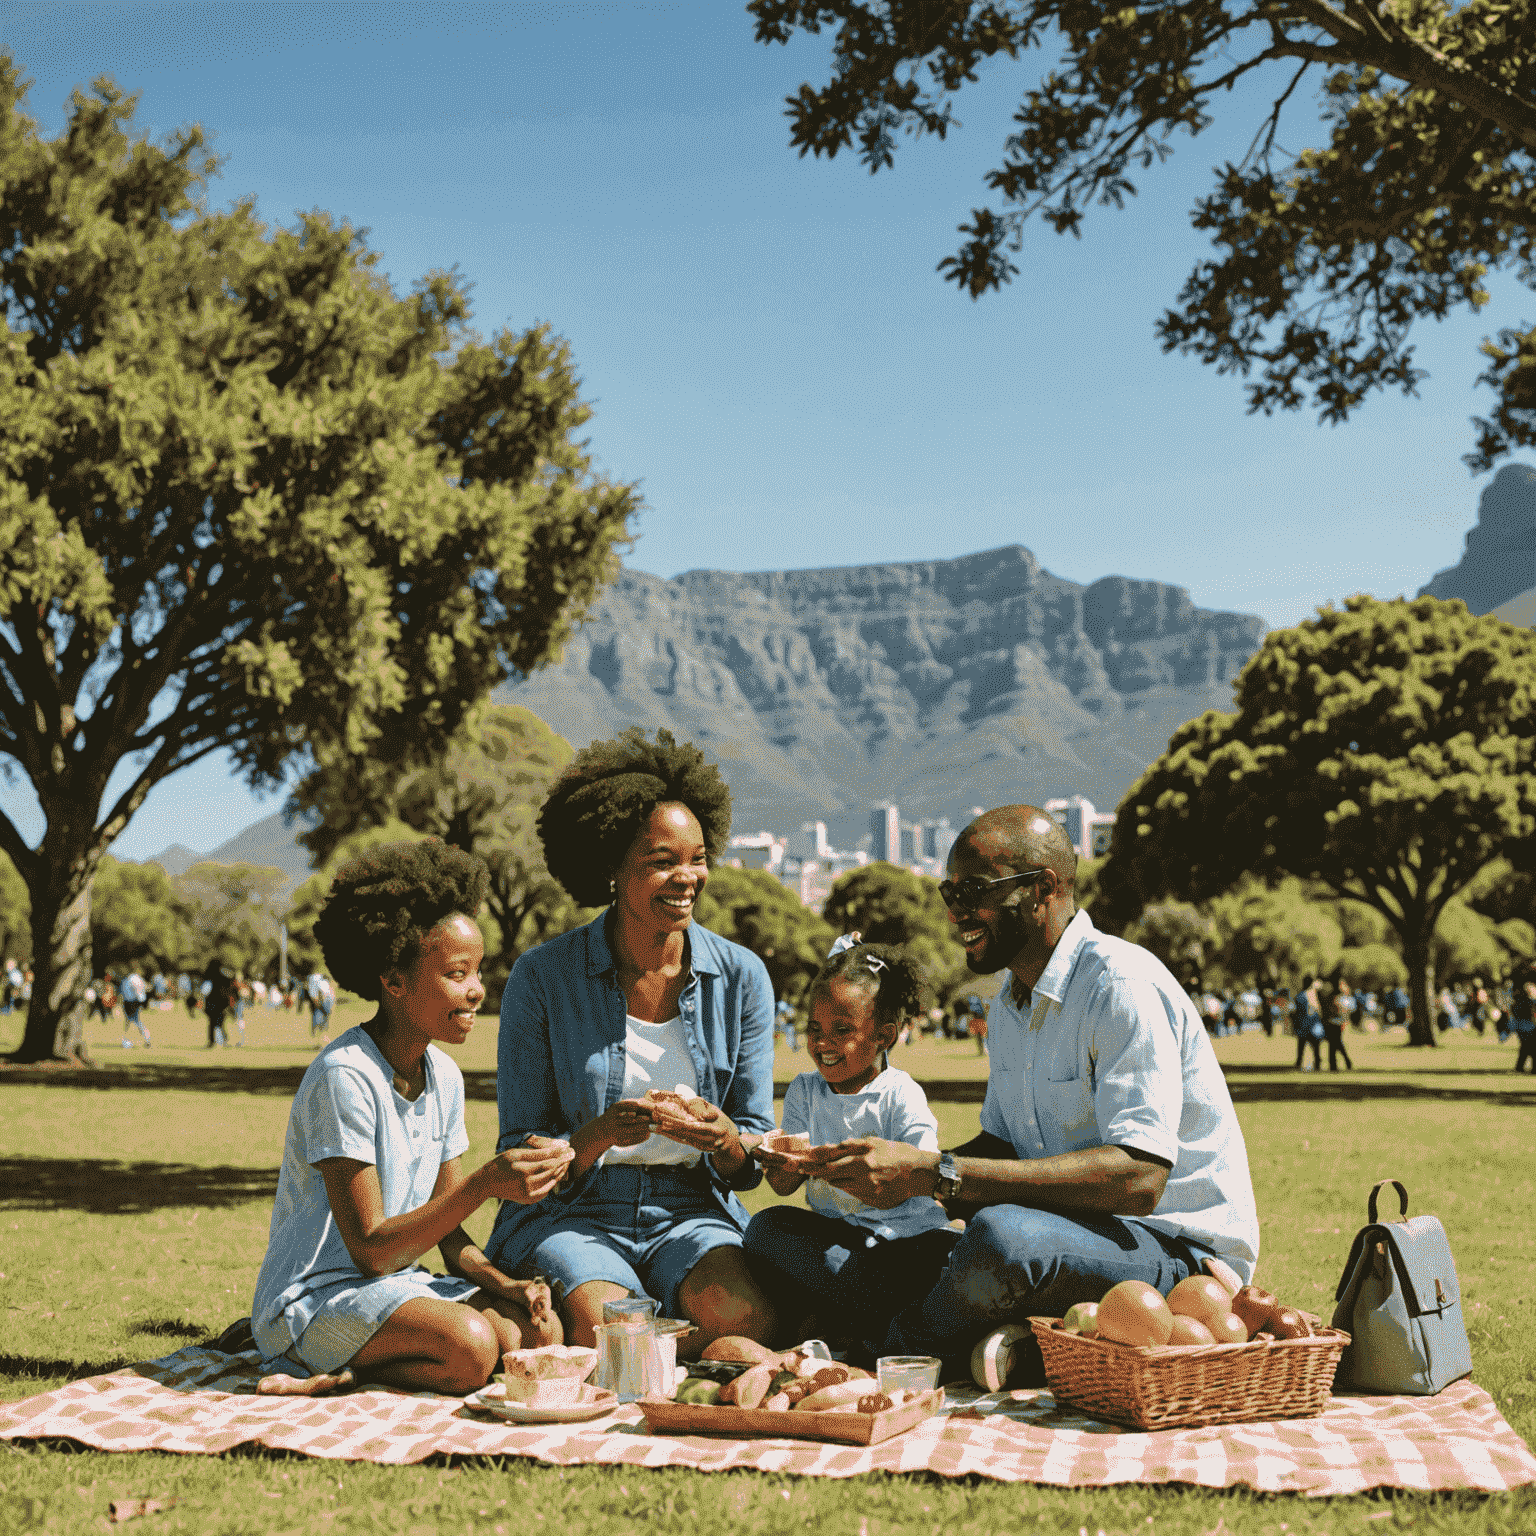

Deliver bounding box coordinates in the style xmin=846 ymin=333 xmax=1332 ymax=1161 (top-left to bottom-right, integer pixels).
xmin=10 ymin=958 xmax=341 ymax=1051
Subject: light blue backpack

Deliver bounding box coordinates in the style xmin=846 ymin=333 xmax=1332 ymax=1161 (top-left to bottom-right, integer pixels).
xmin=1331 ymin=1180 xmax=1472 ymax=1395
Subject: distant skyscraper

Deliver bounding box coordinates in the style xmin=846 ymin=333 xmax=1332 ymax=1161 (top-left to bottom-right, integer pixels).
xmin=923 ymin=817 xmax=956 ymax=865
xmin=870 ymin=802 xmax=900 ymax=863
xmin=1044 ymin=795 xmax=1116 ymax=861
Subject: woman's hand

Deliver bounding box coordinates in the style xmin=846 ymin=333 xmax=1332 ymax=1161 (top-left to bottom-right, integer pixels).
xmin=592 ymin=1098 xmax=658 ymax=1151
xmin=652 ymin=1098 xmax=748 ymax=1176
xmin=486 ymin=1137 xmax=575 ymax=1205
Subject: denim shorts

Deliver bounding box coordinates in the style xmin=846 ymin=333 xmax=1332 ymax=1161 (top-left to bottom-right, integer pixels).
xmin=494 ymin=1163 xmax=744 ymax=1318
xmin=271 ymin=1268 xmax=479 ymax=1376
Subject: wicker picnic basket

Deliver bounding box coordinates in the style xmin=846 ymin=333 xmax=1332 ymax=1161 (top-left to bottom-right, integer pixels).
xmin=1028 ymin=1316 xmax=1350 ymax=1431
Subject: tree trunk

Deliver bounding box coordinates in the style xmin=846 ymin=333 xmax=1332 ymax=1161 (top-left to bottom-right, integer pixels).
xmin=8 ymin=831 xmax=100 ymax=1065
xmin=1403 ymin=929 xmax=1439 ymax=1050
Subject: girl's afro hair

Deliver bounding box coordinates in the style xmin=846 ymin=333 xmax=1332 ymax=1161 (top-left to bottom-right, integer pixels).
xmin=313 ymin=839 xmax=489 ymax=1000
xmin=537 ymin=727 xmax=732 ymax=907
xmin=810 ymin=942 xmax=928 ymax=1032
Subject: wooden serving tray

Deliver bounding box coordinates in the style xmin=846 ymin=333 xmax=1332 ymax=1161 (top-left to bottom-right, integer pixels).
xmin=638 ymin=1388 xmax=944 ymax=1446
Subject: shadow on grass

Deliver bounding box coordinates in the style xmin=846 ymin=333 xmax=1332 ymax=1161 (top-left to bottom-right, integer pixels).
xmin=0 ymin=1158 xmax=278 ymax=1214
xmin=3 ymin=1060 xmax=1531 ymax=1110
xmin=0 ymin=1354 xmax=133 ymax=1385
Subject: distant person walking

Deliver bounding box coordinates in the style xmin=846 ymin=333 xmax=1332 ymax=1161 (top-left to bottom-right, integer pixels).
xmin=119 ymin=968 xmax=152 ymax=1048
xmin=306 ymin=968 xmax=336 ymax=1043
xmin=1292 ymin=977 xmax=1324 ymax=1071
xmin=1322 ymin=975 xmax=1354 ymax=1072
xmin=204 ymin=959 xmax=235 ymax=1048
xmin=1512 ymin=976 xmax=1536 ymax=1074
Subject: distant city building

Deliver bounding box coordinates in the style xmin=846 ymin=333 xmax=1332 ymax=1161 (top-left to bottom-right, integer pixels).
xmin=870 ymin=803 xmax=901 ymax=864
xmin=1044 ymin=795 xmax=1116 ymax=861
xmin=788 ymin=821 xmax=832 ymax=861
xmin=725 ymin=831 xmax=785 ymax=873
xmin=922 ymin=818 xmax=956 ymax=865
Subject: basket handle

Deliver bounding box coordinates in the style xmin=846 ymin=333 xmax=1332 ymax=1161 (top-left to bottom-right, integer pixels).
xmin=1367 ymin=1179 xmax=1408 ymax=1223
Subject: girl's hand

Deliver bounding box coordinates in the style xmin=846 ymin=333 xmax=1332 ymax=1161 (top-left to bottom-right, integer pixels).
xmin=488 ymin=1139 xmax=574 ymax=1205
xmin=479 ymin=1272 xmax=555 ymax=1324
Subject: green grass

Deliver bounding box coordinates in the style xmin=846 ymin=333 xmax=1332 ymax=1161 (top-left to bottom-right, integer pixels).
xmin=2 ymin=1003 xmax=1534 ymax=1533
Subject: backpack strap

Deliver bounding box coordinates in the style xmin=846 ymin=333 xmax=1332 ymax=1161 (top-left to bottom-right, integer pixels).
xmin=1368 ymin=1179 xmax=1409 ymax=1224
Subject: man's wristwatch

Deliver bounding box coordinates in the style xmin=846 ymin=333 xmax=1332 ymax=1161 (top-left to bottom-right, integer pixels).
xmin=934 ymin=1151 xmax=962 ymax=1201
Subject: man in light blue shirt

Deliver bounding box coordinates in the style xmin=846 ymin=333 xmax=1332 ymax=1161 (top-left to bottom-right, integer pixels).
xmin=810 ymin=805 xmax=1259 ymax=1379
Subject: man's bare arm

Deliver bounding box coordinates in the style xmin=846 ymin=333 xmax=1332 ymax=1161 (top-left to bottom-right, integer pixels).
xmin=811 ymin=1137 xmax=1170 ymax=1214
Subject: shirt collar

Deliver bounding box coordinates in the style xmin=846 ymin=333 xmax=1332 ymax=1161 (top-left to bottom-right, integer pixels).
xmin=1024 ymin=907 xmax=1095 ymax=1008
xmin=584 ymin=909 xmax=720 ymax=978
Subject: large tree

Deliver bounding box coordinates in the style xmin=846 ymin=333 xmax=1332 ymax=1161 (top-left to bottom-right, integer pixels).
xmin=822 ymin=861 xmax=969 ymax=1005
xmin=0 ymin=64 xmax=637 ymax=1062
xmin=90 ymin=855 xmax=186 ymax=976
xmin=1097 ymin=595 xmax=1536 ymax=1046
xmin=172 ymin=861 xmax=287 ymax=979
xmin=296 ymin=704 xmax=589 ymax=1003
xmin=751 ymin=1 xmax=1536 ymax=466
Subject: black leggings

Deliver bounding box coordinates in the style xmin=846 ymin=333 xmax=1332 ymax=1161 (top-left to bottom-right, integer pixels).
xmin=1323 ymin=1023 xmax=1353 ymax=1070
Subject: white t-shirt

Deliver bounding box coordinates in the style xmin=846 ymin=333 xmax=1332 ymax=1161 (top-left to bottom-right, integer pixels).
xmin=251 ymin=1027 xmax=470 ymax=1356
xmin=604 ymin=1013 xmax=701 ymax=1167
xmin=781 ymin=1066 xmax=953 ymax=1241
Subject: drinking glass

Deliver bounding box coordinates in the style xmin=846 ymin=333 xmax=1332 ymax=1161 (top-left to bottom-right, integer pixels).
xmin=876 ymin=1355 xmax=942 ymax=1398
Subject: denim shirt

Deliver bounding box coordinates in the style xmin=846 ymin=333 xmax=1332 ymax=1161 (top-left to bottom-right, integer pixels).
xmin=486 ymin=911 xmax=775 ymax=1257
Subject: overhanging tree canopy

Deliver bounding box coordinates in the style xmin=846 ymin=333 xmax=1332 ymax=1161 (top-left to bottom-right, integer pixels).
xmin=0 ymin=63 xmax=638 ymax=1061
xmin=751 ymin=1 xmax=1536 ymax=467
xmin=1096 ymin=595 xmax=1536 ymax=1045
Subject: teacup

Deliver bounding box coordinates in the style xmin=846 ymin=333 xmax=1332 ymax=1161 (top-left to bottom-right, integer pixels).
xmin=501 ymin=1344 xmax=598 ymax=1406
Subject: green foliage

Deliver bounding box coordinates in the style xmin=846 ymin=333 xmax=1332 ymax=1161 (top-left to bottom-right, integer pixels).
xmin=822 ymin=862 xmax=969 ymax=1005
xmin=1099 ymin=595 xmax=1536 ymax=1042
xmin=0 ymin=64 xmax=635 ymax=1059
xmin=693 ymin=864 xmax=835 ymax=1005
xmin=172 ymin=861 xmax=286 ymax=977
xmin=1122 ymin=900 xmax=1216 ymax=984
xmin=297 ymin=705 xmax=591 ymax=1002
xmin=89 ymin=855 xmax=184 ymax=973
xmin=750 ymin=1 xmax=1536 ymax=465
xmin=0 ymin=847 xmax=27 ymax=961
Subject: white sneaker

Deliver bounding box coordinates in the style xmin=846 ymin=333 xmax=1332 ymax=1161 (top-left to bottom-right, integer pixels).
xmin=970 ymin=1323 xmax=1032 ymax=1392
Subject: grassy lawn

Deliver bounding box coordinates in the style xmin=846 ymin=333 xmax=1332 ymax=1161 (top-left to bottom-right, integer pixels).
xmin=2 ymin=1002 xmax=1533 ymax=1533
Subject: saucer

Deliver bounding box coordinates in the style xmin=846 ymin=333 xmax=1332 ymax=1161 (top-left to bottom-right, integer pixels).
xmin=466 ymin=1383 xmax=620 ymax=1424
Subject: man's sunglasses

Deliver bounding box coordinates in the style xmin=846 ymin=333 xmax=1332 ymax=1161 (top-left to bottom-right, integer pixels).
xmin=939 ymin=868 xmax=1047 ymax=914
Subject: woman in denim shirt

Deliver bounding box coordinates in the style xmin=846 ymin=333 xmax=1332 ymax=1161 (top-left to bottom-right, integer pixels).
xmin=484 ymin=729 xmax=779 ymax=1355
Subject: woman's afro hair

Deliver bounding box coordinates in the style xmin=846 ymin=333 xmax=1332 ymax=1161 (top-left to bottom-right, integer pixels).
xmin=810 ymin=942 xmax=928 ymax=1033
xmin=313 ymin=839 xmax=489 ymax=1001
xmin=537 ymin=727 xmax=732 ymax=907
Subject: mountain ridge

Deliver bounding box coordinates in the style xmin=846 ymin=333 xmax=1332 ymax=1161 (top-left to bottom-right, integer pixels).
xmin=497 ymin=544 xmax=1266 ymax=834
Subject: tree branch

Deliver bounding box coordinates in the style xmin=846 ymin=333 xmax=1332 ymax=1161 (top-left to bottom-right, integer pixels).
xmin=1277 ymin=0 xmax=1536 ymax=148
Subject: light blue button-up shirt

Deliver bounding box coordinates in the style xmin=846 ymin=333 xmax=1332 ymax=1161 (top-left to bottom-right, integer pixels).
xmin=980 ymin=910 xmax=1259 ymax=1282
xmin=486 ymin=910 xmax=775 ymax=1260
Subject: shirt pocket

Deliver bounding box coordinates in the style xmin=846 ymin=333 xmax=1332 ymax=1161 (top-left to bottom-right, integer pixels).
xmin=1037 ymin=1068 xmax=1098 ymax=1152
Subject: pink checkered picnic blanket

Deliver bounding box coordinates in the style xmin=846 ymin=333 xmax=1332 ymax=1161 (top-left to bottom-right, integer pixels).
xmin=3 ymin=1347 xmax=1533 ymax=1496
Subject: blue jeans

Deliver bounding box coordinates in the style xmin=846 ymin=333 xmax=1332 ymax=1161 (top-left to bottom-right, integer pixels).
xmin=880 ymin=1206 xmax=1210 ymax=1380
xmin=743 ymin=1207 xmax=958 ymax=1351
xmin=488 ymin=1164 xmax=745 ymax=1320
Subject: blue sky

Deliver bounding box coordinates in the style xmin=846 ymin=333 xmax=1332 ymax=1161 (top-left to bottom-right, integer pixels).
xmin=2 ymin=1 xmax=1526 ymax=859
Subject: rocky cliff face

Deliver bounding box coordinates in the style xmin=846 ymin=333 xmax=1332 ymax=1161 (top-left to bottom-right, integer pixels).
xmin=499 ymin=546 xmax=1266 ymax=836
xmin=1419 ymin=464 xmax=1536 ymax=615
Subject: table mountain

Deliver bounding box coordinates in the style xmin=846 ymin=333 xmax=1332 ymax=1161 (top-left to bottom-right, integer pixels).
xmin=498 ymin=545 xmax=1266 ymax=836
xmin=1419 ymin=463 xmax=1536 ymax=615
